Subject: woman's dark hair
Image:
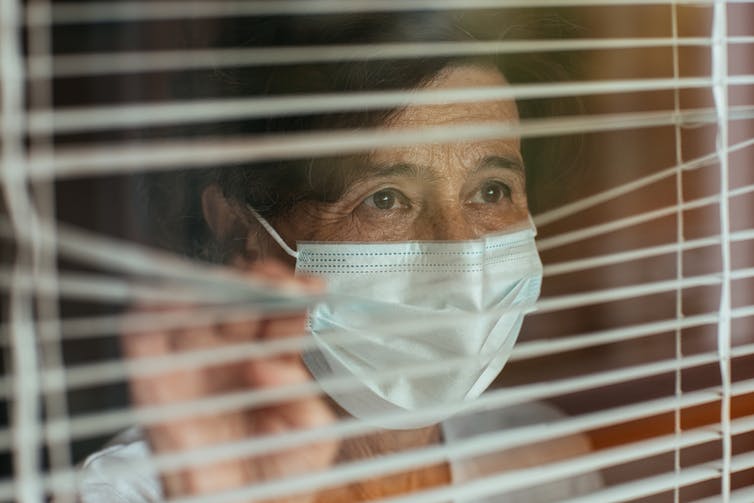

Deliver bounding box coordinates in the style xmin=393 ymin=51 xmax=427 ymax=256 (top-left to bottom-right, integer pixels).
xmin=139 ymin=11 xmax=582 ymax=262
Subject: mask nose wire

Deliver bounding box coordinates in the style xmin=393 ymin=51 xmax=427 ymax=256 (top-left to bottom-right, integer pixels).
xmin=246 ymin=205 xmax=299 ymax=259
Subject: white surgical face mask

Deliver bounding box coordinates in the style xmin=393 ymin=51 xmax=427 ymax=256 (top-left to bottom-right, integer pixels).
xmin=250 ymin=208 xmax=543 ymax=428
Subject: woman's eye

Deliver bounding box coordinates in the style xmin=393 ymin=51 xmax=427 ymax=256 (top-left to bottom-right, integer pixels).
xmin=471 ymin=181 xmax=511 ymax=204
xmin=364 ymin=189 xmax=406 ymax=210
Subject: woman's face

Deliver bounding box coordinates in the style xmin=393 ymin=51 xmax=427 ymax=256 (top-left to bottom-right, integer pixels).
xmin=272 ymin=64 xmax=528 ymax=252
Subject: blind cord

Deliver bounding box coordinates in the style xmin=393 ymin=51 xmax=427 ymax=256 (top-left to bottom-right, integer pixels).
xmin=671 ymin=3 xmax=686 ymax=502
xmin=712 ymin=1 xmax=733 ymax=500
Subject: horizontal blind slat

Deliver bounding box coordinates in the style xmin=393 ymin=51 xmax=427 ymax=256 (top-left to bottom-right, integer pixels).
xmin=31 ymin=38 xmax=720 ymax=79
xmin=535 ymin=135 xmax=754 ymax=227
xmin=23 ymin=105 xmax=754 ymax=180
xmin=32 ymin=1 xmax=726 ymax=26
xmin=542 ymin=228 xmax=754 ymax=277
xmin=691 ymin=486 xmax=754 ymax=503
xmin=31 ymin=76 xmax=750 ymax=134
xmin=560 ymin=463 xmax=722 ymax=503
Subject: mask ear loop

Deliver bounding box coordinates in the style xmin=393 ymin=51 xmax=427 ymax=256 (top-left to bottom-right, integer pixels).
xmin=246 ymin=205 xmax=299 ymax=259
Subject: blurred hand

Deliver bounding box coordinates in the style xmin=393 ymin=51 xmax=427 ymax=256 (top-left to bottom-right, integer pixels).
xmin=122 ymin=260 xmax=337 ymax=503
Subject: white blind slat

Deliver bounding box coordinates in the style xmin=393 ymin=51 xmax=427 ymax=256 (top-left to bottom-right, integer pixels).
xmin=31 ymin=76 xmax=754 ymax=135
xmin=535 ymin=135 xmax=754 ymax=227
xmin=24 ymin=105 xmax=754 ymax=180
xmin=30 ymin=0 xmax=735 ymax=26
xmin=691 ymin=486 xmax=754 ymax=503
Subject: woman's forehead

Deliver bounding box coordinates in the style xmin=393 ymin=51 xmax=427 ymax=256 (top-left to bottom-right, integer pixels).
xmin=378 ymin=64 xmax=520 ymax=151
xmin=425 ymin=64 xmax=511 ymax=90
xmin=367 ymin=138 xmax=522 ymax=172
xmin=370 ymin=65 xmax=521 ymax=172
xmin=387 ymin=65 xmax=517 ymax=123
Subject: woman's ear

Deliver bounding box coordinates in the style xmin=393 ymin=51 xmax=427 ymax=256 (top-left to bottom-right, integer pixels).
xmin=201 ymin=184 xmax=261 ymax=264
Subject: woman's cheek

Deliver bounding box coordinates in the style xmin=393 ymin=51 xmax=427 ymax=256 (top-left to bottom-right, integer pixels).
xmin=281 ymin=203 xmax=398 ymax=242
xmin=347 ymin=208 xmax=417 ymax=241
xmin=467 ymin=200 xmax=529 ymax=234
xmin=274 ymin=203 xmax=352 ymax=243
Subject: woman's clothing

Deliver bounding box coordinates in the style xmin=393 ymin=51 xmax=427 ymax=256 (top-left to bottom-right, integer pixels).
xmin=77 ymin=402 xmax=602 ymax=502
xmin=442 ymin=403 xmax=602 ymax=502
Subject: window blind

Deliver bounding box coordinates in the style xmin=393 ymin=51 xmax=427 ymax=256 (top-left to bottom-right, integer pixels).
xmin=1 ymin=1 xmax=753 ymax=502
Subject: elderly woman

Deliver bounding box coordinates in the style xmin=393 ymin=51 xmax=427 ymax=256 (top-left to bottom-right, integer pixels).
xmin=78 ymin=11 xmax=600 ymax=503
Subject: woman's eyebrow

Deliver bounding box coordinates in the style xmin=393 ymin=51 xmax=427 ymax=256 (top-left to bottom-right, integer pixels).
xmin=477 ymin=155 xmax=525 ymax=174
xmin=356 ymin=162 xmax=421 ymax=180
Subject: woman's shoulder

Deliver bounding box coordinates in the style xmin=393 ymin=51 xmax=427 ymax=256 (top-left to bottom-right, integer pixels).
xmin=442 ymin=402 xmax=603 ymax=502
xmin=78 ymin=427 xmax=161 ymax=503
